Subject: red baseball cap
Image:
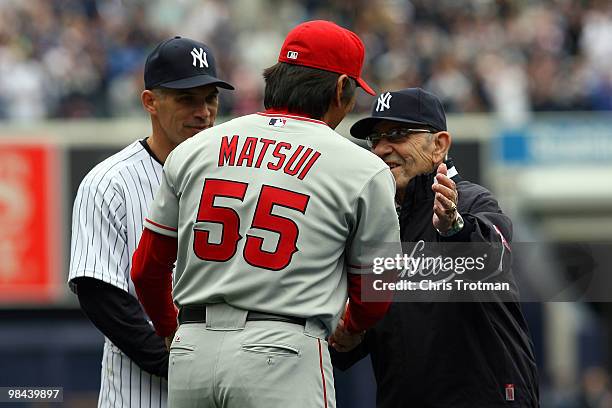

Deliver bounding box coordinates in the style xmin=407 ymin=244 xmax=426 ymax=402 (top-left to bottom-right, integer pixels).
xmin=278 ymin=20 xmax=375 ymax=95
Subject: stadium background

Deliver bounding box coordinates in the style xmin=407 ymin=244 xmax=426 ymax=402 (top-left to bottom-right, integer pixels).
xmin=1 ymin=0 xmax=612 ymax=406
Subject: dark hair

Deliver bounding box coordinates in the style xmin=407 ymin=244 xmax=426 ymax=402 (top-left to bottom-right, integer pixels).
xmin=263 ymin=62 xmax=356 ymax=119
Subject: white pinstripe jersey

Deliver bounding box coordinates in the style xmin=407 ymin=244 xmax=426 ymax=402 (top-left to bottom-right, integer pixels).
xmin=145 ymin=113 xmax=401 ymax=335
xmin=69 ymin=140 xmax=167 ymax=408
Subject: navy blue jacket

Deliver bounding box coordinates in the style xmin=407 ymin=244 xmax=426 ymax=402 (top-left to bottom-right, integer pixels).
xmin=332 ymin=161 xmax=539 ymax=407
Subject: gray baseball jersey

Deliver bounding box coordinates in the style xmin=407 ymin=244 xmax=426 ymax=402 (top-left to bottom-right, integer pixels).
xmin=69 ymin=140 xmax=167 ymax=408
xmin=145 ymin=112 xmax=401 ymax=334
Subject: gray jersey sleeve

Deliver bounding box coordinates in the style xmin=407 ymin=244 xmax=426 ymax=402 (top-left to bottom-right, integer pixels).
xmin=144 ymin=159 xmax=179 ymax=238
xmin=346 ymin=168 xmax=401 ymax=275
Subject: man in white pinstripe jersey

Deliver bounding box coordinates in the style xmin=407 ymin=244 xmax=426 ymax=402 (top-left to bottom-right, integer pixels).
xmin=68 ymin=36 xmax=234 ymax=407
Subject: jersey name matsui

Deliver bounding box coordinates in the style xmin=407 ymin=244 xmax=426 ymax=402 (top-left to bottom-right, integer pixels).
xmin=218 ymin=135 xmax=321 ymax=180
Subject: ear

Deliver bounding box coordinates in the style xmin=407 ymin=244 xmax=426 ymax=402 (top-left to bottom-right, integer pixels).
xmin=141 ymin=90 xmax=158 ymax=115
xmin=432 ymin=131 xmax=451 ymax=163
xmin=334 ymin=74 xmax=350 ymax=107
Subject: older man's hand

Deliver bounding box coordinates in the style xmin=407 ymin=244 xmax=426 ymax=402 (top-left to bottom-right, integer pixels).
xmin=165 ymin=330 xmax=176 ymax=352
xmin=432 ymin=163 xmax=459 ymax=233
xmin=329 ymin=319 xmax=365 ymax=352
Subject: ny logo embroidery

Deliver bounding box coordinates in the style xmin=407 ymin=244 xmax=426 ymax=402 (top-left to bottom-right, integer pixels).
xmin=376 ymin=92 xmax=392 ymax=112
xmin=191 ymin=47 xmax=209 ymax=68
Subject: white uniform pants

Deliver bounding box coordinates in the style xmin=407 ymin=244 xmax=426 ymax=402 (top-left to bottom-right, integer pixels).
xmin=168 ymin=303 xmax=335 ymax=408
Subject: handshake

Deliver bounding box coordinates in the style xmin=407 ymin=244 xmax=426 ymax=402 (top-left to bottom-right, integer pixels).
xmin=329 ymin=318 xmax=365 ymax=352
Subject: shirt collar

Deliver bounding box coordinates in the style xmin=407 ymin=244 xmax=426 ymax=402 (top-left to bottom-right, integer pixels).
xmin=257 ymin=109 xmax=329 ymax=126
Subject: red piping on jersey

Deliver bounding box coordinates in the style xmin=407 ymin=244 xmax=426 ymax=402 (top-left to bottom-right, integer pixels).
xmin=347 ymin=264 xmax=374 ymax=270
xmin=317 ymin=338 xmax=329 ymax=408
xmin=257 ymin=109 xmax=328 ymax=126
xmin=145 ymin=218 xmax=178 ymax=232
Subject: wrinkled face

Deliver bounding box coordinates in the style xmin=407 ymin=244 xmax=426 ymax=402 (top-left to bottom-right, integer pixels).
xmin=370 ymin=121 xmax=436 ymax=191
xmin=154 ymin=84 xmax=219 ymax=147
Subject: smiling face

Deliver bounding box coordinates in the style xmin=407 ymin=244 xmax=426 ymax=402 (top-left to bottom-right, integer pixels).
xmin=152 ymin=84 xmax=220 ymax=148
xmin=370 ymin=121 xmax=438 ymax=193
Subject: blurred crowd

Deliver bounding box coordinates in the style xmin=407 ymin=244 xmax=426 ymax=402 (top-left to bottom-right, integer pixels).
xmin=546 ymin=366 xmax=612 ymax=408
xmin=1 ymin=0 xmax=612 ymax=122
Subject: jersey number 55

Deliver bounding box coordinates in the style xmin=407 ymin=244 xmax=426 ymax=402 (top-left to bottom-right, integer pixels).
xmin=193 ymin=178 xmax=310 ymax=271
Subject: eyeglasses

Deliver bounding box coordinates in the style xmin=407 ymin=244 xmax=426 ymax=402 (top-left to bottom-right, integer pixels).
xmin=365 ymin=128 xmax=435 ymax=148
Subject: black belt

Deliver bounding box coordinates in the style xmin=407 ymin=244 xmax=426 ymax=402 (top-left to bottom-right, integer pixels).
xmin=178 ymin=305 xmax=306 ymax=326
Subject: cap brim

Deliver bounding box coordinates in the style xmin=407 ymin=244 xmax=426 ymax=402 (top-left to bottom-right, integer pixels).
xmin=356 ymin=77 xmax=376 ymax=96
xmin=159 ymin=75 xmax=235 ymax=90
xmin=350 ymin=116 xmax=432 ymax=139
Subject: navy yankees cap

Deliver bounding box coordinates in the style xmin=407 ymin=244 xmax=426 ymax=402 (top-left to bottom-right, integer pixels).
xmin=350 ymin=88 xmax=447 ymax=138
xmin=144 ymin=36 xmax=234 ymax=90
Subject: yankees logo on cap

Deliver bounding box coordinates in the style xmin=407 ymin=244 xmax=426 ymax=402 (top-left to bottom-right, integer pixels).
xmin=350 ymin=88 xmax=447 ymax=139
xmin=144 ymin=36 xmax=234 ymax=90
xmin=191 ymin=47 xmax=209 ymax=68
xmin=376 ymin=92 xmax=392 ymax=112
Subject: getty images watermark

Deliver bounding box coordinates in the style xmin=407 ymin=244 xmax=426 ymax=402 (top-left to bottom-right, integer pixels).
xmin=371 ymin=241 xmax=509 ymax=292
xmin=362 ymin=240 xmax=517 ymax=302
xmin=363 ymin=241 xmax=612 ymax=302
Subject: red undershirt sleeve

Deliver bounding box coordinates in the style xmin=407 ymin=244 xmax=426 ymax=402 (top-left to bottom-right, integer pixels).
xmin=343 ymin=274 xmax=392 ymax=334
xmin=131 ymin=228 xmax=179 ymax=337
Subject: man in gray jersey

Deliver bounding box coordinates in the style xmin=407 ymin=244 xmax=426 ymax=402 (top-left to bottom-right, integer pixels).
xmin=68 ymin=36 xmax=233 ymax=408
xmin=131 ymin=20 xmax=401 ymax=408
